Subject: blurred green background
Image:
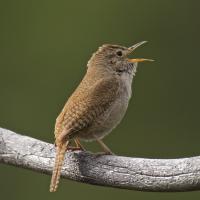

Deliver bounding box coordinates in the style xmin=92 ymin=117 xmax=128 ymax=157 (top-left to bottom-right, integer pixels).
xmin=1 ymin=0 xmax=200 ymax=199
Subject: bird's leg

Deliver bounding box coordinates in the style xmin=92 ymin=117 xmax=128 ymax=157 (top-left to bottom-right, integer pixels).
xmin=74 ymin=138 xmax=86 ymax=151
xmin=96 ymin=139 xmax=114 ymax=155
xmin=66 ymin=139 xmax=85 ymax=151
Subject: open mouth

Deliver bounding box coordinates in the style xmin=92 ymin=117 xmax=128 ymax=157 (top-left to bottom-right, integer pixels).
xmin=127 ymin=41 xmax=154 ymax=63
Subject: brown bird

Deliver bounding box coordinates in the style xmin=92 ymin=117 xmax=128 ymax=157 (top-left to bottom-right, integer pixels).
xmin=49 ymin=41 xmax=153 ymax=192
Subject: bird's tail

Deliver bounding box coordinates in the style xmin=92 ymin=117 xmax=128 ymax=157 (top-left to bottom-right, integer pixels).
xmin=50 ymin=140 xmax=69 ymax=192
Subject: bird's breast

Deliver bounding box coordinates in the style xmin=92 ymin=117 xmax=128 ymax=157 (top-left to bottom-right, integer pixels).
xmin=106 ymin=74 xmax=133 ymax=128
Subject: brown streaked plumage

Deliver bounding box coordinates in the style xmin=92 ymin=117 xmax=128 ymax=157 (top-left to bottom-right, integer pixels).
xmin=49 ymin=41 xmax=153 ymax=192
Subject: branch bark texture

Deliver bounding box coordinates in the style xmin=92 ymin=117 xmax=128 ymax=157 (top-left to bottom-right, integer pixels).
xmin=0 ymin=127 xmax=200 ymax=192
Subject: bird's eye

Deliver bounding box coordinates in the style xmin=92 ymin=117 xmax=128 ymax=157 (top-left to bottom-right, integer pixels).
xmin=116 ymin=51 xmax=122 ymax=56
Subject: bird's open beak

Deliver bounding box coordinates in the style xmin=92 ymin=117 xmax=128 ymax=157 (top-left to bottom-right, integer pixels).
xmin=128 ymin=41 xmax=154 ymax=63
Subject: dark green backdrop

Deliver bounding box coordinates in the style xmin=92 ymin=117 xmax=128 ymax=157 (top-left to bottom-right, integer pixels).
xmin=1 ymin=0 xmax=200 ymax=199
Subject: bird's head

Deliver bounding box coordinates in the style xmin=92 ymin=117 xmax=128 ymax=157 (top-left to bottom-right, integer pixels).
xmin=87 ymin=41 xmax=153 ymax=76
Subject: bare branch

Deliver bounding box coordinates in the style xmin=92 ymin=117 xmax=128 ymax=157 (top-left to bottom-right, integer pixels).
xmin=0 ymin=127 xmax=200 ymax=192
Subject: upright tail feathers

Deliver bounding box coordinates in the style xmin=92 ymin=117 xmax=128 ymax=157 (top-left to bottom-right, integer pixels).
xmin=50 ymin=141 xmax=69 ymax=192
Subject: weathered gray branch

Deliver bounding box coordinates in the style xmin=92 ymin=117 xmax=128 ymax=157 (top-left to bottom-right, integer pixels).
xmin=0 ymin=127 xmax=200 ymax=192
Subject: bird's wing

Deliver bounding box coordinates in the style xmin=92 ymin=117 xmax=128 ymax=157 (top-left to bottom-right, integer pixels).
xmin=54 ymin=76 xmax=120 ymax=142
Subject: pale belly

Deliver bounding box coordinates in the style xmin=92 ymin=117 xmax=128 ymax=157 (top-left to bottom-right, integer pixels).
xmin=78 ymin=74 xmax=133 ymax=141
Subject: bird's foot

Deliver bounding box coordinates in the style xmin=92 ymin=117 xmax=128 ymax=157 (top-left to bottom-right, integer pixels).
xmin=66 ymin=146 xmax=84 ymax=151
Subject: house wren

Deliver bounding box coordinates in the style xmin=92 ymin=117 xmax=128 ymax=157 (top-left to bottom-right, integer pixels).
xmin=50 ymin=41 xmax=153 ymax=192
